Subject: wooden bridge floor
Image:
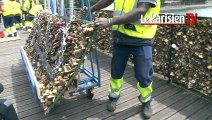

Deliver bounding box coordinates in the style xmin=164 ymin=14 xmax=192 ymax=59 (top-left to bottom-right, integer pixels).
xmin=0 ymin=31 xmax=212 ymax=120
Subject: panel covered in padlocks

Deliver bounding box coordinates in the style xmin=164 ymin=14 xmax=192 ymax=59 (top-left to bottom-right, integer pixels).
xmin=169 ymin=19 xmax=212 ymax=96
xmin=92 ymin=11 xmax=212 ymax=96
xmin=24 ymin=11 xmax=94 ymax=110
xmin=93 ymin=11 xmax=113 ymax=53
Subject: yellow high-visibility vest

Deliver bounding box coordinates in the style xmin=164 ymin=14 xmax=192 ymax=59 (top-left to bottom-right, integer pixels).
xmin=23 ymin=0 xmax=35 ymax=12
xmin=2 ymin=0 xmax=13 ymax=16
xmin=29 ymin=4 xmax=43 ymax=16
xmin=112 ymin=0 xmax=161 ymax=39
xmin=12 ymin=1 xmax=22 ymax=15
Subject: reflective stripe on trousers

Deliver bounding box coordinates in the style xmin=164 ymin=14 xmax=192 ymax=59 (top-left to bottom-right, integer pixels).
xmin=137 ymin=82 xmax=152 ymax=103
xmin=108 ymin=77 xmax=124 ymax=99
xmin=5 ymin=28 xmax=10 ymax=32
xmin=10 ymin=26 xmax=16 ymax=32
xmin=4 ymin=23 xmax=16 ymax=33
xmin=25 ymin=21 xmax=33 ymax=27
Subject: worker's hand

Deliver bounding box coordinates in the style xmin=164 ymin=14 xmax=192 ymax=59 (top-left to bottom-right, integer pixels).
xmin=80 ymin=6 xmax=88 ymax=15
xmin=95 ymin=18 xmax=111 ymax=27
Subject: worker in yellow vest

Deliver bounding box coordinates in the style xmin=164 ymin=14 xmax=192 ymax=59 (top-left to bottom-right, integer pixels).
xmin=26 ymin=0 xmax=43 ymax=32
xmin=23 ymin=0 xmax=34 ymax=31
xmin=83 ymin=0 xmax=161 ymax=119
xmin=29 ymin=1 xmax=43 ymax=17
xmin=2 ymin=0 xmax=17 ymax=37
xmin=12 ymin=0 xmax=23 ymax=30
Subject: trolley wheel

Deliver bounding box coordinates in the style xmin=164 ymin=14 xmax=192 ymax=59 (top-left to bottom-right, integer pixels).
xmin=86 ymin=88 xmax=94 ymax=99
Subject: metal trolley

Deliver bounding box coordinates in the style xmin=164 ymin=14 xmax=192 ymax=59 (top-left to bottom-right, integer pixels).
xmin=20 ymin=0 xmax=101 ymax=114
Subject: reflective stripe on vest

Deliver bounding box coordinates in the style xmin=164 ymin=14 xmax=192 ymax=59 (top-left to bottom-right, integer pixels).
xmin=112 ymin=0 xmax=161 ymax=39
xmin=2 ymin=0 xmax=13 ymax=16
xmin=29 ymin=5 xmax=43 ymax=16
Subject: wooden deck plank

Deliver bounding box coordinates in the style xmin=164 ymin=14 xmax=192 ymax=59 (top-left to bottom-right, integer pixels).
xmin=0 ymin=51 xmax=22 ymax=57
xmin=0 ymin=73 xmax=27 ymax=81
xmin=0 ymin=41 xmax=23 ymax=47
xmin=47 ymin=81 xmax=168 ymax=120
xmin=0 ymin=62 xmax=23 ymax=69
xmin=1 ymin=84 xmax=30 ymax=97
xmin=0 ymin=74 xmax=27 ymax=86
xmin=186 ymin=103 xmax=212 ymax=120
xmin=1 ymin=76 xmax=28 ymax=88
xmin=0 ymin=70 xmax=26 ymax=79
xmin=107 ymin=86 xmax=182 ymax=120
xmin=0 ymin=40 xmax=25 ymax=47
xmin=0 ymin=63 xmax=23 ymax=71
xmin=166 ymin=99 xmax=208 ymax=120
xmin=0 ymin=68 xmax=25 ymax=78
xmin=64 ymin=88 xmax=140 ymax=120
xmin=3 ymin=90 xmax=34 ymax=103
xmin=128 ymin=88 xmax=194 ymax=120
xmin=0 ymin=44 xmax=23 ymax=51
xmin=84 ymin=83 xmax=180 ymax=120
xmin=208 ymin=116 xmax=212 ymax=120
xmin=0 ymin=50 xmax=21 ymax=57
xmin=150 ymin=93 xmax=199 ymax=120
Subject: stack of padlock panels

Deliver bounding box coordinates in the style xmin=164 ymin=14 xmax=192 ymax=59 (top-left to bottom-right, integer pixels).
xmin=24 ymin=11 xmax=94 ymax=110
xmin=92 ymin=10 xmax=212 ymax=97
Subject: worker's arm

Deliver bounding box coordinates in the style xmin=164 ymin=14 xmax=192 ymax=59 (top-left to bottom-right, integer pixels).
xmin=112 ymin=3 xmax=151 ymax=24
xmin=95 ymin=3 xmax=151 ymax=27
xmin=91 ymin=0 xmax=114 ymax=12
xmin=81 ymin=0 xmax=113 ymax=14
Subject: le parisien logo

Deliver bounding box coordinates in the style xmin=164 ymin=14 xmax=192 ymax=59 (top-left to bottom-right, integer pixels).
xmin=140 ymin=13 xmax=198 ymax=25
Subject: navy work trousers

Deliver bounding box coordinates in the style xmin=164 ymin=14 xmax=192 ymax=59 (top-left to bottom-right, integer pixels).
xmin=111 ymin=43 xmax=153 ymax=88
xmin=14 ymin=14 xmax=21 ymax=24
xmin=3 ymin=15 xmax=14 ymax=29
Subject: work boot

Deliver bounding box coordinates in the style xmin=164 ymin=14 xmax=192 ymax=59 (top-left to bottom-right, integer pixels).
xmin=107 ymin=100 xmax=117 ymax=112
xmin=138 ymin=95 xmax=153 ymax=119
xmin=14 ymin=32 xmax=17 ymax=37
xmin=107 ymin=96 xmax=118 ymax=112
xmin=142 ymin=101 xmax=153 ymax=119
xmin=7 ymin=32 xmax=13 ymax=37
